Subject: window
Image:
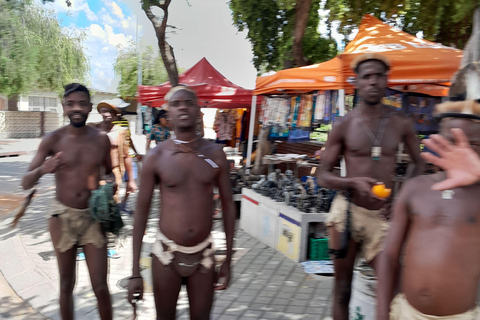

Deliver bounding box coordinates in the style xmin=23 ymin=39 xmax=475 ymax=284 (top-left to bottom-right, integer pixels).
xmin=28 ymin=96 xmax=58 ymax=111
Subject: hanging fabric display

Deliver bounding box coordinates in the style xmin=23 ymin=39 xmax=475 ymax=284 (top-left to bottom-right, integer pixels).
xmin=261 ymin=97 xmax=291 ymax=139
xmin=313 ymin=92 xmax=325 ymax=123
xmin=402 ymin=95 xmax=441 ymax=133
xmin=299 ymin=95 xmax=314 ymax=128
xmin=383 ymin=89 xmax=403 ymax=110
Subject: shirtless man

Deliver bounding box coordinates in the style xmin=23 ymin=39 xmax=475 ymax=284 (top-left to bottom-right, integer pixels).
xmin=317 ymin=53 xmax=424 ymax=319
xmin=377 ymin=61 xmax=480 ymax=320
xmin=128 ymin=86 xmax=235 ymax=319
xmin=377 ymin=118 xmax=480 ymax=319
xmin=22 ymin=84 xmax=113 ymax=320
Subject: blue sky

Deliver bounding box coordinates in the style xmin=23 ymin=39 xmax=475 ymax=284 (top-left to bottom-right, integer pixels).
xmin=42 ymin=0 xmax=259 ymax=93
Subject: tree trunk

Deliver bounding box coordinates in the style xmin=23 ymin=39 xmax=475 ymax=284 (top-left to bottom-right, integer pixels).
xmin=143 ymin=1 xmax=179 ymax=86
xmin=292 ymin=0 xmax=312 ymax=67
xmin=252 ymin=127 xmax=272 ymax=175
xmin=461 ymin=8 xmax=480 ymax=66
xmin=7 ymin=94 xmax=19 ymax=111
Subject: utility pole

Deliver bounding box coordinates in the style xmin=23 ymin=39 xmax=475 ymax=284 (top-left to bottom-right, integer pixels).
xmin=136 ymin=14 xmax=143 ymax=135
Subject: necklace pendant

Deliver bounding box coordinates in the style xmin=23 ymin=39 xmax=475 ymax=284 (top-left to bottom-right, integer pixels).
xmin=371 ymin=146 xmax=382 ymax=161
xmin=441 ymin=189 xmax=455 ymax=200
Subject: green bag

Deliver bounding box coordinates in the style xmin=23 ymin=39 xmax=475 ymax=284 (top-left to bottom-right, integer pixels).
xmin=89 ymin=183 xmax=124 ymax=235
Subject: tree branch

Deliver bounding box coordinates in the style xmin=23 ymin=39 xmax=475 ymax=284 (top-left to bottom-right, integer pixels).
xmin=143 ymin=0 xmax=179 ymax=86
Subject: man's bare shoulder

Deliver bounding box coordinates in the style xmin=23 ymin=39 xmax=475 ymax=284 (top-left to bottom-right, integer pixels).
xmin=148 ymin=139 xmax=171 ymax=157
xmin=87 ymin=126 xmax=109 ymax=146
xmin=201 ymin=138 xmax=223 ymax=152
xmin=403 ymin=173 xmax=439 ymax=194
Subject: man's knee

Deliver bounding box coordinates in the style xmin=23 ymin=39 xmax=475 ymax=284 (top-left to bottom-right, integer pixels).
xmin=59 ymin=279 xmax=75 ymax=294
xmin=92 ymin=281 xmax=109 ymax=297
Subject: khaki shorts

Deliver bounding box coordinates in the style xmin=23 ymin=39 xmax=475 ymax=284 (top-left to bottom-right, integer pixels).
xmin=51 ymin=201 xmax=106 ymax=253
xmin=325 ymin=194 xmax=389 ymax=262
xmin=390 ymin=293 xmax=480 ymax=320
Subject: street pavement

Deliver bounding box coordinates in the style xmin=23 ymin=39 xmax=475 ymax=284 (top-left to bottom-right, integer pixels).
xmin=0 ymin=138 xmax=334 ymax=319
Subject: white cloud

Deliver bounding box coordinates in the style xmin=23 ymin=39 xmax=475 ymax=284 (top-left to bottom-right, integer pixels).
xmin=111 ymin=2 xmax=125 ymax=19
xmin=43 ymin=0 xmax=98 ymax=22
xmin=105 ymin=25 xmax=132 ymax=48
xmin=89 ymin=24 xmax=106 ymax=40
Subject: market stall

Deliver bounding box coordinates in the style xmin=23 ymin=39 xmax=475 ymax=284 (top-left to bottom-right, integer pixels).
xmin=239 ymin=14 xmax=463 ymax=264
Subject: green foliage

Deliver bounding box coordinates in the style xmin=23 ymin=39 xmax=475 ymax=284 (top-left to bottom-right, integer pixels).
xmin=114 ymin=43 xmax=169 ymax=98
xmin=229 ymin=0 xmax=337 ymax=73
xmin=310 ymin=123 xmax=332 ymax=142
xmin=324 ymin=0 xmax=478 ymax=49
xmin=0 ymin=0 xmax=88 ymax=98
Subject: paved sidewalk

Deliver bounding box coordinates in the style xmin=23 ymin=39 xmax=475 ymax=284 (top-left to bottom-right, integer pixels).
xmin=0 ymin=139 xmax=335 ymax=319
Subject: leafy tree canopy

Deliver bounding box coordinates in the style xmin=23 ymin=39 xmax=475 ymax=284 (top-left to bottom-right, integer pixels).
xmin=114 ymin=43 xmax=169 ymax=98
xmin=324 ymin=0 xmax=478 ymax=49
xmin=0 ymin=0 xmax=88 ymax=98
xmin=229 ymin=0 xmax=337 ymax=73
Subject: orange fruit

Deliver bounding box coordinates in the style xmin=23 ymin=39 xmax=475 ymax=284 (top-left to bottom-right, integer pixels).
xmin=372 ymin=183 xmax=392 ymax=198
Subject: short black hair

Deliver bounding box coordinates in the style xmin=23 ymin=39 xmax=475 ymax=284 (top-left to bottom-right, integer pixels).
xmin=63 ymin=83 xmax=90 ymax=100
xmin=153 ymin=110 xmax=167 ymax=125
xmin=355 ymin=59 xmax=389 ymax=75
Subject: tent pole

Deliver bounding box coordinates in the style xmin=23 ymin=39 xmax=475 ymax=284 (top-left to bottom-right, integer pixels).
xmin=246 ymin=95 xmax=257 ymax=167
xmin=339 ymin=89 xmax=346 ymax=177
xmin=339 ymin=89 xmax=345 ymax=116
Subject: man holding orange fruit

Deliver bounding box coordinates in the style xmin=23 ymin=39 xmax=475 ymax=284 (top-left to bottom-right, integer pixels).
xmin=317 ymin=53 xmax=424 ymax=319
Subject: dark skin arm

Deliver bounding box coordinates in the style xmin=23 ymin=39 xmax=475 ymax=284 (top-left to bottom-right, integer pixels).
xmin=101 ymin=134 xmax=115 ymax=184
xmin=123 ymin=142 xmax=137 ymax=192
xmin=213 ymin=148 xmax=235 ymax=290
xmin=317 ymin=119 xmax=378 ymax=199
xmin=402 ymin=117 xmax=424 ymax=178
xmin=128 ymin=151 xmax=157 ymax=304
xmin=22 ymin=133 xmax=58 ymax=190
xmin=376 ymin=181 xmax=412 ymax=320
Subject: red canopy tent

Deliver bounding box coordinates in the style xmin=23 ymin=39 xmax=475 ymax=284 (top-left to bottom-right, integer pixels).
xmin=137 ymin=57 xmax=262 ymax=109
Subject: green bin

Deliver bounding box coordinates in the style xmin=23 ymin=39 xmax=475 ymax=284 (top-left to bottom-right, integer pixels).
xmin=309 ymin=238 xmax=330 ymax=260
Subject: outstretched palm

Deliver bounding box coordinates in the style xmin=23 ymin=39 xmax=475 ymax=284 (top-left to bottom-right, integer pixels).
xmin=421 ymin=128 xmax=480 ymax=190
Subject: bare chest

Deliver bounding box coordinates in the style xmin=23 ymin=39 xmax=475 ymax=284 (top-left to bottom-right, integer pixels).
xmin=344 ymin=117 xmax=402 ymax=157
xmin=410 ymin=189 xmax=480 ymax=229
xmin=157 ymin=150 xmax=218 ymax=188
xmin=54 ymin=139 xmax=104 ymax=171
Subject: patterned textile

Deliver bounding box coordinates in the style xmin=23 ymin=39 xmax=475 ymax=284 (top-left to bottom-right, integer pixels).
xmin=214 ymin=111 xmax=236 ymax=141
xmin=149 ymin=125 xmax=171 ymax=143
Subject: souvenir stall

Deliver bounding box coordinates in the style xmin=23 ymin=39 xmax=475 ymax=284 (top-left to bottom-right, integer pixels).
xmin=240 ymin=14 xmax=463 ymax=266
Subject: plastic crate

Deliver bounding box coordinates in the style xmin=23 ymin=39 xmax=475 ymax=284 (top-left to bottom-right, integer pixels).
xmin=309 ymin=238 xmax=330 ymax=260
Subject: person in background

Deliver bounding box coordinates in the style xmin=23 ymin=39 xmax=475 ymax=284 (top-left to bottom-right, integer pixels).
xmin=94 ymin=99 xmax=137 ymax=258
xmin=317 ymin=53 xmax=424 ymax=320
xmin=146 ymin=109 xmax=170 ymax=152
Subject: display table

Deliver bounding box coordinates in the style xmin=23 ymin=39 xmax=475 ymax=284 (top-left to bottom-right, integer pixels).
xmin=240 ymin=188 xmax=327 ymax=262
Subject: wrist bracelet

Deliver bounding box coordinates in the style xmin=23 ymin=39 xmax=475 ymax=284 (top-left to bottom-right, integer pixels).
xmin=129 ymin=276 xmax=142 ymax=280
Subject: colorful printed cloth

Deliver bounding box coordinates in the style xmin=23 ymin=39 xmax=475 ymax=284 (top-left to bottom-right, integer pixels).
xmin=150 ymin=125 xmax=171 ymax=144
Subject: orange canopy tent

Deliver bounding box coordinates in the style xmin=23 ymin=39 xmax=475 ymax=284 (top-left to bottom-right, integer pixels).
xmin=254 ymin=15 xmax=462 ymax=96
xmin=138 ymin=57 xmax=262 ymax=109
